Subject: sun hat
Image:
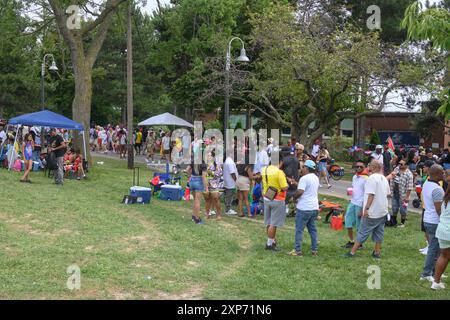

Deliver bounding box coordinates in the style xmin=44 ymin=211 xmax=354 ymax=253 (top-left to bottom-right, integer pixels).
xmin=295 ymin=143 xmax=304 ymax=150
xmin=304 ymin=160 xmax=316 ymax=169
xmin=268 ymin=138 xmax=274 ymax=144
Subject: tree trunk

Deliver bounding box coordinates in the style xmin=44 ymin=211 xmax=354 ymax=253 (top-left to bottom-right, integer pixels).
xmin=72 ymin=56 xmax=93 ymax=164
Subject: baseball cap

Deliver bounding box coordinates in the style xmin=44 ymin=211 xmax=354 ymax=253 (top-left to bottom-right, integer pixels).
xmin=304 ymin=160 xmax=316 ymax=169
xmin=376 ymin=145 xmax=383 ymax=149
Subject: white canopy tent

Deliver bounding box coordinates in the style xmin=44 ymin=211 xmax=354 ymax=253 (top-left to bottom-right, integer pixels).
xmin=138 ymin=112 xmax=194 ymax=128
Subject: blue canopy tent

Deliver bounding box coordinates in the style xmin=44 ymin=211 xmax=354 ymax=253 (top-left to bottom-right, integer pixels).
xmin=7 ymin=110 xmax=86 ymax=170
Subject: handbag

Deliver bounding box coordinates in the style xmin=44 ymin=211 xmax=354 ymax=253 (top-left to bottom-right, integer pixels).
xmin=263 ymin=167 xmax=278 ymax=201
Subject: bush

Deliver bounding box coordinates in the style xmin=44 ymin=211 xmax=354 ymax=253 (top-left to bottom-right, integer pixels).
xmin=369 ymin=129 xmax=381 ymax=146
xmin=326 ymin=135 xmax=354 ymax=162
xmin=204 ymin=119 xmax=222 ymax=130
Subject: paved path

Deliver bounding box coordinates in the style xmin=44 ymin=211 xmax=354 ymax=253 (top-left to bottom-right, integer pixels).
xmin=92 ymin=151 xmax=421 ymax=214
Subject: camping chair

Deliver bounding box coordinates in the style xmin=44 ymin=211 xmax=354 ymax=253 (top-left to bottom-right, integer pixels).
xmin=320 ymin=200 xmax=344 ymax=223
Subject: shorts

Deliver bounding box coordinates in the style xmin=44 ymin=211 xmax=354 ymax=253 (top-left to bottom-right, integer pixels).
xmin=345 ymin=203 xmax=362 ymax=229
xmin=264 ymin=199 xmax=286 ymax=227
xmin=163 ymin=149 xmax=170 ymax=155
xmin=236 ymin=176 xmax=250 ymax=191
xmin=189 ymin=176 xmax=204 ymax=192
xmin=356 ymin=216 xmax=387 ymax=244
xmin=318 ymin=162 xmax=327 ymax=172
xmin=439 ymin=238 xmax=450 ymax=249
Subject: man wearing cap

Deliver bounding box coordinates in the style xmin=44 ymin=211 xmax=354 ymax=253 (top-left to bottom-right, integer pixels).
xmin=289 ymin=159 xmax=320 ymax=256
xmin=48 ymin=128 xmax=67 ymax=186
xmin=371 ymin=145 xmax=384 ymax=167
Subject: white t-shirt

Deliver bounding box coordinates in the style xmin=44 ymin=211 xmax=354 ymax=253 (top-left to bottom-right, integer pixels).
xmin=371 ymin=152 xmax=384 ymax=165
xmin=423 ymin=180 xmax=444 ymax=225
xmin=351 ymin=174 xmax=367 ymax=207
xmin=296 ymin=173 xmax=320 ymax=211
xmin=0 ymin=130 xmax=6 ymax=144
xmin=223 ymin=157 xmax=238 ymax=189
xmin=254 ymin=150 xmax=269 ymax=174
xmin=311 ymin=144 xmax=320 ymax=157
xmin=182 ymin=135 xmax=191 ymax=149
xmin=162 ymin=136 xmax=171 ymax=150
xmin=363 ymin=173 xmax=390 ymax=218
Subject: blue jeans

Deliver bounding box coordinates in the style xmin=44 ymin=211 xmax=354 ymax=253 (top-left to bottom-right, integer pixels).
xmin=392 ymin=195 xmax=407 ymax=218
xmin=295 ymin=209 xmax=319 ymax=252
xmin=422 ymin=223 xmax=440 ymax=277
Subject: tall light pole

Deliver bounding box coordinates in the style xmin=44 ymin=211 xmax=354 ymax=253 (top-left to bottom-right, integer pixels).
xmin=127 ymin=0 xmax=134 ymax=169
xmin=41 ymin=54 xmax=58 ymax=110
xmin=224 ymin=37 xmax=249 ymax=131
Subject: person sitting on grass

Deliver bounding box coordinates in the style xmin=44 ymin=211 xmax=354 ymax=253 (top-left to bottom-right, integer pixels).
xmin=344 ymin=160 xmax=390 ymax=259
xmin=342 ymin=160 xmax=368 ymax=249
xmin=73 ymin=152 xmax=86 ymax=180
xmin=20 ymin=133 xmax=34 ymax=183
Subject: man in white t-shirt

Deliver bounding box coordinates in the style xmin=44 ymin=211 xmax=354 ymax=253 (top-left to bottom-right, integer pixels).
xmin=288 ymin=160 xmax=320 ymax=256
xmin=223 ymin=156 xmax=238 ymax=215
xmin=420 ymin=164 xmax=445 ymax=282
xmin=371 ymin=145 xmax=384 ymax=168
xmin=345 ymin=160 xmax=390 ymax=258
xmin=342 ymin=160 xmax=368 ymax=249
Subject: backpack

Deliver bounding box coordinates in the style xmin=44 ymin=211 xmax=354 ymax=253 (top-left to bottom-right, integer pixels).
xmin=46 ymin=152 xmax=58 ymax=170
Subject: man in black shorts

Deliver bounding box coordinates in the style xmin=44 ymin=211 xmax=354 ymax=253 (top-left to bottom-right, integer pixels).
xmin=48 ymin=128 xmax=66 ymax=186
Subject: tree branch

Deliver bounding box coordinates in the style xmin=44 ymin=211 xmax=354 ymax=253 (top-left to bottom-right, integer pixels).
xmin=81 ymin=0 xmax=127 ymax=35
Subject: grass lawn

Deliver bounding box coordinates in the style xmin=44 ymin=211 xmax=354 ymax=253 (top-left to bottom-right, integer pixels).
xmin=0 ymin=157 xmax=448 ymax=300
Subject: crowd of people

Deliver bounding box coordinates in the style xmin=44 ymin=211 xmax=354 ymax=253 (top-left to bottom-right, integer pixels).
xmin=0 ymin=125 xmax=86 ymax=185
xmin=3 ymin=121 xmax=450 ymax=290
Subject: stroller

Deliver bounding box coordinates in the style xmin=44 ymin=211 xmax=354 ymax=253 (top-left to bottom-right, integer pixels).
xmin=412 ymin=181 xmax=422 ymax=208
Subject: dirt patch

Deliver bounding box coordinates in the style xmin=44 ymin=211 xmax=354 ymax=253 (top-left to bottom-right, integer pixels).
xmin=155 ymin=285 xmax=204 ymax=300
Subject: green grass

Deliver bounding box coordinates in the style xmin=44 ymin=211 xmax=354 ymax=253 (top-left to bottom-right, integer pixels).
xmin=0 ymin=157 xmax=448 ymax=299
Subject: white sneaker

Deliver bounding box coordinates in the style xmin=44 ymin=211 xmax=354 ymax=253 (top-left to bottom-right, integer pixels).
xmin=420 ymin=247 xmax=428 ymax=255
xmin=210 ymin=210 xmax=216 ymax=215
xmin=431 ymin=281 xmax=446 ymax=290
xmin=420 ymin=276 xmax=434 ymax=282
xmin=226 ymin=210 xmax=237 ymax=215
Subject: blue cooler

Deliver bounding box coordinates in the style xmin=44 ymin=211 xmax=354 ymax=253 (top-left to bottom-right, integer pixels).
xmin=130 ymin=186 xmax=152 ymax=204
xmin=160 ymin=185 xmax=182 ymax=201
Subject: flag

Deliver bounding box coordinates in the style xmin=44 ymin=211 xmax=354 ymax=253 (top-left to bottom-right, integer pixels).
xmin=387 ymin=136 xmax=395 ymax=156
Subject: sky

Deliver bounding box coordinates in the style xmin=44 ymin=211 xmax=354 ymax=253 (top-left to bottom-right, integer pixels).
xmin=141 ymin=0 xmax=172 ymax=16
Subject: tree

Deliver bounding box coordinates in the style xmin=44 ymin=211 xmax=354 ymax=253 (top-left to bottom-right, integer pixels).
xmin=47 ymin=0 xmax=127 ymax=160
xmin=369 ymin=129 xmax=381 ymax=145
xmin=0 ymin=0 xmax=40 ymax=118
xmin=247 ymin=3 xmax=381 ymax=148
xmin=401 ymin=0 xmax=450 ymax=119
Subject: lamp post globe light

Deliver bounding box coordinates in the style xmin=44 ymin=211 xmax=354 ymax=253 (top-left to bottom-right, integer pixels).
xmin=41 ymin=54 xmax=58 ymax=110
xmin=224 ymin=37 xmax=249 ymax=132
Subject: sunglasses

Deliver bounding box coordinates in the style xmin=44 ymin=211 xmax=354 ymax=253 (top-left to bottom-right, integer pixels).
xmin=355 ymin=165 xmax=364 ymax=169
xmin=399 ymin=163 xmax=406 ymax=166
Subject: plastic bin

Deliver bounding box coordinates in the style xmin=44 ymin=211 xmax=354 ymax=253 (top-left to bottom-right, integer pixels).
xmin=160 ymin=185 xmax=182 ymax=201
xmin=130 ymin=186 xmax=152 ymax=204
